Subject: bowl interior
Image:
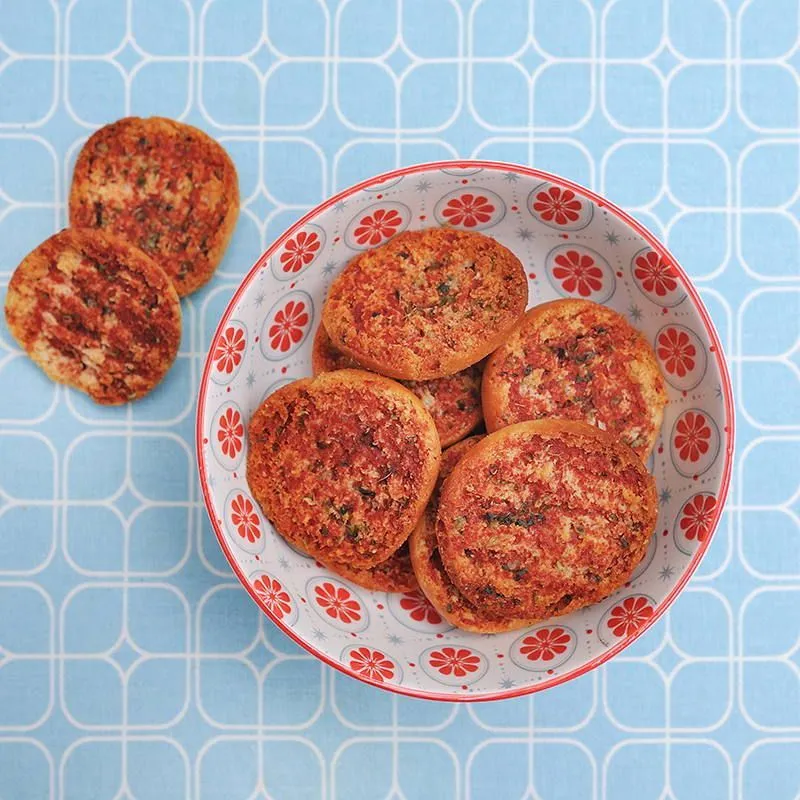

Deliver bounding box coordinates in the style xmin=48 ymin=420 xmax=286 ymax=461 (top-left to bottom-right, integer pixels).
xmin=197 ymin=161 xmax=733 ymax=701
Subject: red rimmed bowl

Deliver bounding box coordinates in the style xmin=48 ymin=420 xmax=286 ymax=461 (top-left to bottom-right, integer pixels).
xmin=197 ymin=161 xmax=734 ymax=701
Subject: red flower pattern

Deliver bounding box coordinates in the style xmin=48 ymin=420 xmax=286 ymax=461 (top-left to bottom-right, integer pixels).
xmin=348 ymin=647 xmax=395 ymax=682
xmin=314 ymin=582 xmax=362 ymax=624
xmin=213 ymin=326 xmax=246 ymax=374
xmin=441 ymin=193 xmax=495 ymax=228
xmin=399 ymin=591 xmax=443 ymax=625
xmin=253 ymin=575 xmax=292 ymax=619
xmin=353 ymin=209 xmax=402 ymax=246
xmin=680 ymin=494 xmax=717 ymax=543
xmin=428 ymin=647 xmax=481 ymax=678
xmin=674 ymin=411 xmax=712 ymax=463
xmin=657 ymin=328 xmax=696 ymax=378
xmin=532 ymin=187 xmax=582 ymax=225
xmin=634 ymin=251 xmax=678 ymax=297
xmin=268 ymin=300 xmax=309 ymax=353
xmin=230 ymin=494 xmax=260 ymax=543
xmin=280 ymin=231 xmax=321 ymax=273
xmin=519 ymin=627 xmax=572 ymax=662
xmin=552 ymin=250 xmax=603 ymax=297
xmin=607 ymin=596 xmax=655 ymax=638
xmin=217 ymin=407 xmax=244 ymax=459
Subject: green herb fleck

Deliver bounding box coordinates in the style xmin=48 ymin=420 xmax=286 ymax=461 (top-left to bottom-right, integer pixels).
xmin=437 ymin=281 xmax=455 ymax=305
xmin=483 ymin=511 xmax=545 ymax=528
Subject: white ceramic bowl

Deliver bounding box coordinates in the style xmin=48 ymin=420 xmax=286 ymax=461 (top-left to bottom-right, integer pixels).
xmin=197 ymin=161 xmax=734 ymax=701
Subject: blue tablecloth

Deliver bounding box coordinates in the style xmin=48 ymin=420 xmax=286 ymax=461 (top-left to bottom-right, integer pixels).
xmin=0 ymin=0 xmax=798 ymax=797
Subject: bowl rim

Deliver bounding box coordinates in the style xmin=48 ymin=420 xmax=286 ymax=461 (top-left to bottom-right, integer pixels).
xmin=196 ymin=159 xmax=735 ymax=703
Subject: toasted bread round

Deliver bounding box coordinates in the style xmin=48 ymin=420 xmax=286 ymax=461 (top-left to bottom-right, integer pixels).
xmin=69 ymin=116 xmax=239 ymax=297
xmin=436 ymin=420 xmax=658 ymax=619
xmin=311 ymin=321 xmax=361 ymax=372
xmin=312 ymin=325 xmax=483 ymax=447
xmin=482 ymin=299 xmax=667 ymax=459
xmin=410 ymin=437 xmax=536 ymax=633
xmin=325 ymin=542 xmax=418 ymax=593
xmin=246 ymin=369 xmax=441 ymax=569
xmin=4 ymin=228 xmax=181 ymax=405
xmin=322 ymin=228 xmax=528 ymax=380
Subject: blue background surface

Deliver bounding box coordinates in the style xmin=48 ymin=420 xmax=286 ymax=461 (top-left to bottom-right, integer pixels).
xmin=0 ymin=0 xmax=798 ymax=797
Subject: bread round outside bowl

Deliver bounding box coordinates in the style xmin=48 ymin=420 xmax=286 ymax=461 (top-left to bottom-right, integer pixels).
xmin=69 ymin=116 xmax=239 ymax=297
xmin=5 ymin=227 xmax=181 ymax=405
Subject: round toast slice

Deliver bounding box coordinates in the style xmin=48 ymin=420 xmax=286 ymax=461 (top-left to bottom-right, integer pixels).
xmin=322 ymin=228 xmax=528 ymax=380
xmin=312 ymin=324 xmax=483 ymax=447
xmin=409 ymin=436 xmax=536 ymax=633
xmin=482 ymin=299 xmax=667 ymax=459
xmin=436 ymin=419 xmax=658 ymax=619
xmin=324 ymin=542 xmax=418 ymax=593
xmin=311 ymin=321 xmax=361 ymax=372
xmin=4 ymin=228 xmax=181 ymax=405
xmin=69 ymin=116 xmax=239 ymax=297
xmin=246 ymin=369 xmax=441 ymax=569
